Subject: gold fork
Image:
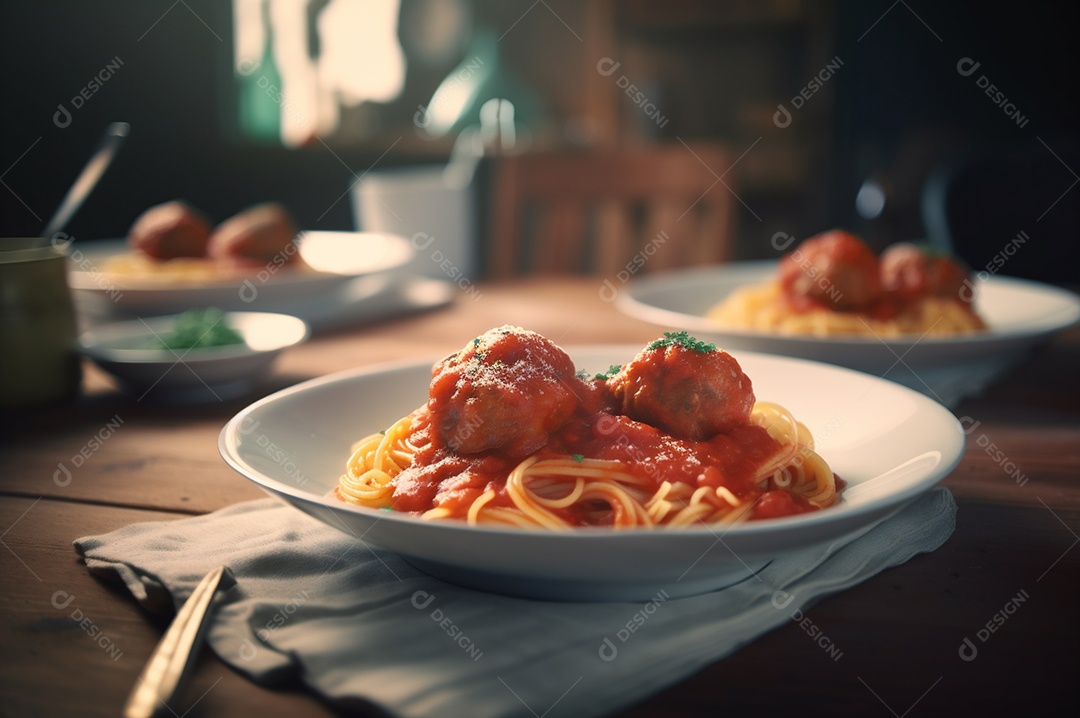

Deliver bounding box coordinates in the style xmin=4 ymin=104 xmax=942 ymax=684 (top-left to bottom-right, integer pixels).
xmin=123 ymin=566 xmax=228 ymax=718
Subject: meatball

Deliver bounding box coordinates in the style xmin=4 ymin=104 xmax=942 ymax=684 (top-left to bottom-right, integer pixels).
xmin=208 ymin=203 xmax=298 ymax=265
xmin=778 ymin=229 xmax=882 ymax=311
xmin=428 ymin=326 xmax=579 ymax=457
xmin=608 ymin=340 xmax=754 ymax=441
xmin=880 ymin=243 xmax=970 ymax=301
xmin=127 ymin=201 xmax=211 ymax=260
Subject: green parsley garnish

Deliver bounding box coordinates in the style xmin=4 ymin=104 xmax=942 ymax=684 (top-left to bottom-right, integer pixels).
xmin=578 ymin=365 xmax=622 ymax=381
xmin=594 ymin=364 xmax=622 ymax=380
xmin=571 ymin=453 xmax=585 ymax=463
xmin=646 ymin=330 xmax=716 ymax=354
xmin=150 ymin=308 xmax=245 ymax=350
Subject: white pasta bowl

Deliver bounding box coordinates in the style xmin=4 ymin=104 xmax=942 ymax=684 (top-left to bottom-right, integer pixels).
xmin=219 ymin=347 xmax=963 ymax=601
xmin=617 ymin=262 xmax=1080 ymax=400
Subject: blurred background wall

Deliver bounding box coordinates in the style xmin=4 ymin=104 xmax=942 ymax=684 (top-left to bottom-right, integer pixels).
xmin=1 ymin=0 xmax=1076 ymax=281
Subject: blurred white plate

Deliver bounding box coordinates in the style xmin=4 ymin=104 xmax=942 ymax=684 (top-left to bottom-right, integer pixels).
xmin=219 ymin=346 xmax=963 ymax=601
xmin=617 ymin=262 xmax=1080 ymax=402
xmin=68 ymin=231 xmax=414 ymax=319
xmin=80 ymin=311 xmax=309 ymax=403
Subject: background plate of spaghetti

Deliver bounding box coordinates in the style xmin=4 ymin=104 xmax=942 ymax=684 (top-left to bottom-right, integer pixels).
xmin=220 ymin=346 xmax=963 ymax=601
xmin=618 ymin=262 xmax=1080 ymax=376
xmin=67 ymin=231 xmax=413 ymax=319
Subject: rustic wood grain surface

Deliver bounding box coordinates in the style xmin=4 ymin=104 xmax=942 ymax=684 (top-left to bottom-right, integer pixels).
xmin=1 ymin=277 xmax=1077 ymax=717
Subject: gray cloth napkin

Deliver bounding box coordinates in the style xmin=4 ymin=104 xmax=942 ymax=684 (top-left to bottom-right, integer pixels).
xmin=76 ymin=488 xmax=957 ymax=718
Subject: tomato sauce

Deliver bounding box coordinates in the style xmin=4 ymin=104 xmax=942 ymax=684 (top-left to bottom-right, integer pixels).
xmin=377 ymin=326 xmax=840 ymax=526
xmin=387 ymin=375 xmax=798 ymax=524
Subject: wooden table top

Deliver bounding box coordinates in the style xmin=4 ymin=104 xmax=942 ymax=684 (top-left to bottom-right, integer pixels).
xmin=2 ymin=275 xmax=1077 ymax=717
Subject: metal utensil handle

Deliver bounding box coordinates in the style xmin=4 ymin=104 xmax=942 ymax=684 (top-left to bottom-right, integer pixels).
xmin=123 ymin=565 xmax=226 ymax=718
xmin=41 ymin=121 xmax=130 ymax=241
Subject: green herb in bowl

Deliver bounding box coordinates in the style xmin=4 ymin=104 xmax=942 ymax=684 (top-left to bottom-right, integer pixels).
xmin=151 ymin=308 xmax=246 ymax=350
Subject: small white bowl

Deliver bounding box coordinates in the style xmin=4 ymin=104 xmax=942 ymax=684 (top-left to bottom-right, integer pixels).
xmin=79 ymin=311 xmax=309 ymax=403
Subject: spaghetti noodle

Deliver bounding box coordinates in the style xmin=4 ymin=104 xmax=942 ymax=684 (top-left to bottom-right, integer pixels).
xmin=100 ymin=252 xmax=314 ymax=285
xmin=336 ymin=327 xmax=841 ymax=530
xmin=709 ymin=281 xmax=985 ymax=337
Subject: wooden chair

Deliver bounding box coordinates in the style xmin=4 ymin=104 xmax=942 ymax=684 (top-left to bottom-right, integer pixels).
xmin=487 ymin=144 xmax=737 ymax=278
